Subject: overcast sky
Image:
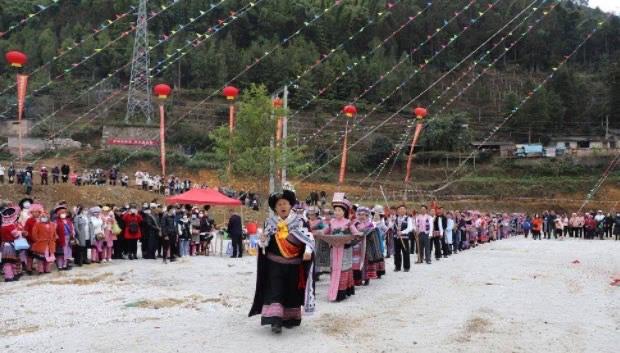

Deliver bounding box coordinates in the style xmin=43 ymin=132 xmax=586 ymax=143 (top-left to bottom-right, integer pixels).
xmin=588 ymin=0 xmax=620 ymax=13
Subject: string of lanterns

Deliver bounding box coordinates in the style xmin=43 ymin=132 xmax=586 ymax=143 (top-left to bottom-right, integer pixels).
xmin=99 ymin=0 xmax=504 ymax=178
xmin=577 ymin=153 xmax=620 ymax=213
xmin=0 ymin=4 xmax=134 ymax=98
xmin=431 ymin=17 xmax=610 ymax=193
xmin=360 ymin=0 xmax=556 ymax=191
xmin=95 ymin=1 xmax=355 ymax=171
xmin=0 ymin=0 xmax=188 ymax=118
xmin=0 ymin=0 xmax=60 ymax=39
xmin=7 ymin=0 xmax=258 ymax=154
xmin=296 ymin=0 xmax=548 ymax=184
xmin=305 ymin=0 xmax=507 ymax=170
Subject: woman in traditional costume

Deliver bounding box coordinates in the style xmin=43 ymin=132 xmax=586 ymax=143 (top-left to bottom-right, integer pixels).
xmin=249 ymin=189 xmax=315 ymax=334
xmin=308 ymin=206 xmax=329 ymax=279
xmin=320 ymin=197 xmax=358 ymax=302
xmin=24 ymin=203 xmax=45 ymax=274
xmin=54 ymin=206 xmax=75 ymax=270
xmin=89 ymin=207 xmax=105 ymax=263
xmin=498 ymin=213 xmax=509 ymax=239
xmin=17 ymin=198 xmax=33 ymax=274
xmin=1 ymin=205 xmax=22 ymax=281
xmin=31 ymin=211 xmax=56 ymax=274
xmin=372 ymin=205 xmax=388 ymax=278
xmin=354 ymin=207 xmax=376 ymax=284
xmin=101 ymin=206 xmax=117 ymax=262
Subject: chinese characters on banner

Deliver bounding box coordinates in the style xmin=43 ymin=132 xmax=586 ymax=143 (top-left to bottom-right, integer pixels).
xmin=107 ymin=138 xmax=159 ymax=146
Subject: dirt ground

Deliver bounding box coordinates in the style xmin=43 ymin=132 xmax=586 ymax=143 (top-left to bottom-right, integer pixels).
xmin=1 ymin=237 xmax=618 ymax=353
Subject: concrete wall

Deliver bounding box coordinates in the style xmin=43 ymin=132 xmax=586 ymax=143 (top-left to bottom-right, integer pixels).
xmin=0 ymin=120 xmax=33 ymax=137
xmin=7 ymin=137 xmax=81 ymax=155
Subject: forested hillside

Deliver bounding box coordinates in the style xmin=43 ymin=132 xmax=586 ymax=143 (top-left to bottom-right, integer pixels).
xmin=0 ymin=0 xmax=619 ymax=161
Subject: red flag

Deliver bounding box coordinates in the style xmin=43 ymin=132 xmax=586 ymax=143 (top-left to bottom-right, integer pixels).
xmin=404 ymin=122 xmax=424 ymax=183
xmin=338 ymin=121 xmax=350 ymax=184
xmin=16 ymin=74 xmax=28 ymax=122
xmin=159 ymin=105 xmax=166 ymax=178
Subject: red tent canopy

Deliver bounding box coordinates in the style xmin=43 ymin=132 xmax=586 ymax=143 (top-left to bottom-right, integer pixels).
xmin=166 ymin=188 xmax=242 ymax=206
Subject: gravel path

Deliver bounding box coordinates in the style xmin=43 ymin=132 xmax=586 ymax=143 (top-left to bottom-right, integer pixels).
xmin=1 ymin=237 xmax=618 ymax=353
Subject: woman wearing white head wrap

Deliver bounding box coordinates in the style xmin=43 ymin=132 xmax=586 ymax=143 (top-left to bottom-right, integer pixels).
xmin=90 ymin=207 xmax=105 ymax=263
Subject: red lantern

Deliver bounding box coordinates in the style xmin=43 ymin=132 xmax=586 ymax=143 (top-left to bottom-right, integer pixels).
xmin=272 ymin=97 xmax=283 ymax=108
xmin=5 ymin=51 xmax=27 ymax=68
xmin=153 ymin=83 xmax=172 ymax=99
xmin=343 ymin=104 xmax=357 ymax=118
xmin=223 ymin=86 xmax=239 ymax=100
xmin=246 ymin=222 xmax=258 ymax=234
xmin=414 ymin=107 xmax=428 ymax=119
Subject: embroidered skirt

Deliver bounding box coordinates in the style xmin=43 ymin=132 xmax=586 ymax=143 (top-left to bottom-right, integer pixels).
xmin=1 ymin=242 xmax=18 ymax=263
xmin=259 ymin=259 xmax=305 ymax=328
xmin=315 ymin=238 xmax=331 ymax=273
xmin=337 ymin=247 xmax=354 ymax=300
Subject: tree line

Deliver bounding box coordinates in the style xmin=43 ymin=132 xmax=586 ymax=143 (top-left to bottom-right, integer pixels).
xmin=0 ymin=0 xmax=619 ymax=168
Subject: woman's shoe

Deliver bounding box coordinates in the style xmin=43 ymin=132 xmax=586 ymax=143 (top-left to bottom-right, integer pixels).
xmin=271 ymin=324 xmax=282 ymax=334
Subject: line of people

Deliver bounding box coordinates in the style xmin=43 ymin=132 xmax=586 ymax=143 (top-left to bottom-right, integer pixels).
xmin=0 ymin=198 xmax=222 ymax=282
xmin=249 ymin=191 xmax=521 ymax=334
xmin=528 ymin=210 xmax=619 ymax=240
xmin=248 ymin=189 xmax=620 ymax=335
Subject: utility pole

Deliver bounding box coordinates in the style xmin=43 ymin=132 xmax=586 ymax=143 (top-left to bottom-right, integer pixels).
xmin=269 ymin=94 xmax=275 ymax=191
xmin=605 ymin=115 xmax=609 ymax=140
xmin=125 ymin=0 xmax=153 ymax=123
xmin=269 ymin=136 xmax=275 ymax=216
xmin=281 ymin=85 xmax=288 ymax=185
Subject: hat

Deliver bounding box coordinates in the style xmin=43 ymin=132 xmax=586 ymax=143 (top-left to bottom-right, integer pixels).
xmin=332 ymin=193 xmax=352 ymax=219
xmin=102 ymin=206 xmax=111 ymax=212
xmin=373 ymin=205 xmax=385 ymax=215
xmin=1 ymin=206 xmax=20 ymax=224
xmin=307 ymin=206 xmax=320 ymax=215
xmin=19 ymin=198 xmax=34 ymax=209
xmin=268 ymin=190 xmax=297 ymax=211
xmin=30 ymin=204 xmax=44 ymax=213
xmin=54 ymin=205 xmax=67 ymax=215
xmin=90 ymin=206 xmax=102 ymax=214
xmin=356 ymin=206 xmax=371 ymax=216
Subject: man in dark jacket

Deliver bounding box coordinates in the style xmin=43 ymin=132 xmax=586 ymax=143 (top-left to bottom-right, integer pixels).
xmin=51 ymin=166 xmax=60 ymax=184
xmin=141 ymin=204 xmax=161 ymax=259
xmin=438 ymin=207 xmax=450 ymax=257
xmin=61 ymin=164 xmax=70 ymax=183
xmin=161 ymin=206 xmax=178 ymax=263
xmin=227 ymin=209 xmax=243 ymax=258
